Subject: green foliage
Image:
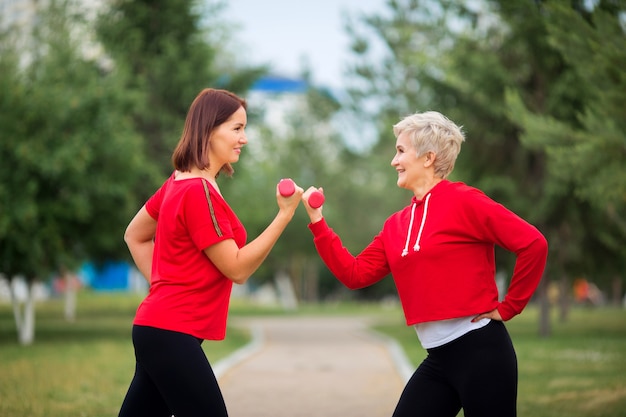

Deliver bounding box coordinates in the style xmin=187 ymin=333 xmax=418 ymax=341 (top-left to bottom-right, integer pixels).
xmin=0 ymin=1 xmax=156 ymax=282
xmin=342 ymin=0 xmax=626 ymax=294
xmin=96 ymin=0 xmax=267 ymax=177
xmin=505 ymin=1 xmax=626 ymax=276
xmin=219 ymin=86 xmax=349 ymax=299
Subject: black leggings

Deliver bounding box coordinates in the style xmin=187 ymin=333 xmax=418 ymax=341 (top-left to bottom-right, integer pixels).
xmin=118 ymin=325 xmax=228 ymax=417
xmin=393 ymin=320 xmax=518 ymax=417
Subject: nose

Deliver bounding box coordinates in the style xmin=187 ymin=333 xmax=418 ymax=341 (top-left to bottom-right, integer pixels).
xmin=391 ymin=153 xmax=399 ymax=167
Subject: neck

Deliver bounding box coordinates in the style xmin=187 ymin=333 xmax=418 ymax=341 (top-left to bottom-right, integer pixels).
xmin=413 ymin=177 xmax=442 ymax=200
xmin=193 ymin=167 xmax=217 ymax=180
xmin=176 ymin=167 xmax=218 ymax=183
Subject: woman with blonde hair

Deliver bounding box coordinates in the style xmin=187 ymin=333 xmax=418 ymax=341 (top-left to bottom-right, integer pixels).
xmin=302 ymin=111 xmax=547 ymax=417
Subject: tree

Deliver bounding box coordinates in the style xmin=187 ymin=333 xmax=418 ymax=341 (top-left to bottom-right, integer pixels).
xmin=343 ymin=0 xmax=554 ymax=297
xmin=96 ymin=0 xmax=266 ymax=182
xmin=342 ymin=0 xmax=625 ymax=333
xmin=512 ymin=1 xmax=626 ymax=246
xmin=506 ymin=0 xmax=626 ymax=305
xmin=220 ymin=83 xmax=348 ymax=303
xmin=0 ymin=0 xmax=154 ymax=344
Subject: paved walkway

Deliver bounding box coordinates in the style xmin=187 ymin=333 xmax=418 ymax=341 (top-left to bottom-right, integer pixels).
xmin=216 ymin=316 xmax=412 ymax=417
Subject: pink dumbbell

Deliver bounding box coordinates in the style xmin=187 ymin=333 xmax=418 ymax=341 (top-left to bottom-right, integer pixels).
xmin=307 ymin=190 xmax=325 ymax=209
xmin=278 ymin=178 xmax=325 ymax=208
xmin=278 ymin=178 xmax=296 ymax=197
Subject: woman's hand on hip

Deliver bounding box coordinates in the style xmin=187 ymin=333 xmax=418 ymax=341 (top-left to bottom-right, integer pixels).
xmin=472 ymin=308 xmax=503 ymax=323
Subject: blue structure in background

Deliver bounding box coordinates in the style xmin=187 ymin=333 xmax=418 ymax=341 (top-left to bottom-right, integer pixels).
xmin=252 ymin=76 xmax=308 ymax=93
xmin=80 ymin=261 xmax=130 ymax=291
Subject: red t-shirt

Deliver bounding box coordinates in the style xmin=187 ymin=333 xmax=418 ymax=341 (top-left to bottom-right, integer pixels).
xmin=133 ymin=174 xmax=246 ymax=340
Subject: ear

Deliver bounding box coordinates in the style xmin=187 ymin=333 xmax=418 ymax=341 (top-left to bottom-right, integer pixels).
xmin=424 ymin=151 xmax=436 ymax=167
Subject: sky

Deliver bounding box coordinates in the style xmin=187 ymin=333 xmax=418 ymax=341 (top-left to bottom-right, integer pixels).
xmin=221 ymin=0 xmax=386 ymax=91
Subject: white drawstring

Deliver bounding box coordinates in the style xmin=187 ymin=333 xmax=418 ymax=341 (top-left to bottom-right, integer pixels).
xmin=401 ymin=202 xmax=417 ymax=257
xmin=401 ymin=193 xmax=431 ymax=257
xmin=413 ymin=193 xmax=431 ymax=252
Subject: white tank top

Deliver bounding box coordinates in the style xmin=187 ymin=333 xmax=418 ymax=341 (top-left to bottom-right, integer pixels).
xmin=414 ymin=315 xmax=491 ymax=349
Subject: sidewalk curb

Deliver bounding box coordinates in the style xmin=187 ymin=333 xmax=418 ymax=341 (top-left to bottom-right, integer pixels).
xmin=369 ymin=329 xmax=414 ymax=383
xmin=213 ymin=325 xmax=264 ymax=380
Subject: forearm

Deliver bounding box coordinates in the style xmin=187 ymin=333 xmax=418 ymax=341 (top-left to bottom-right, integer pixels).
xmin=211 ymin=210 xmax=294 ymax=284
xmin=309 ymin=218 xmax=388 ymax=289
xmin=124 ymin=205 xmax=156 ymax=283
xmin=499 ymin=234 xmax=548 ymax=320
xmin=243 ymin=211 xmax=294 ymax=277
xmin=127 ymin=241 xmax=153 ymax=283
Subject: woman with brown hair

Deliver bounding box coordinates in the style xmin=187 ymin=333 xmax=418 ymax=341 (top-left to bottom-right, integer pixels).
xmin=119 ymin=88 xmax=302 ymax=417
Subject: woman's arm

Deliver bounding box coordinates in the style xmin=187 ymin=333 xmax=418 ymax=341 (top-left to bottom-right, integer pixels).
xmin=301 ymin=187 xmax=390 ymax=289
xmin=124 ymin=206 xmax=156 ymax=283
xmin=204 ymin=185 xmax=302 ymax=284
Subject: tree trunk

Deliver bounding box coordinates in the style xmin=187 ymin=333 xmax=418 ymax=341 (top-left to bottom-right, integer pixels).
xmin=304 ymin=258 xmax=319 ymax=303
xmin=275 ymin=270 xmax=298 ymax=311
xmin=612 ymin=276 xmax=622 ymax=306
xmin=62 ymin=269 xmax=77 ymax=322
xmin=558 ymin=274 xmax=570 ymax=323
xmin=9 ymin=278 xmax=36 ymax=345
xmin=21 ymin=287 xmax=36 ymax=345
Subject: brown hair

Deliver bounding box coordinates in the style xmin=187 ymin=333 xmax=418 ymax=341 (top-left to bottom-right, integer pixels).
xmin=172 ymin=88 xmax=247 ymax=176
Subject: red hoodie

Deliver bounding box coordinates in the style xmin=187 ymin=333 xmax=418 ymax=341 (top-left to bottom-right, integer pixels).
xmin=308 ymin=180 xmax=548 ymax=325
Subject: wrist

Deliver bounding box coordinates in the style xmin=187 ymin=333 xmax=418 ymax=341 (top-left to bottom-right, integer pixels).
xmin=309 ymin=214 xmax=323 ymax=224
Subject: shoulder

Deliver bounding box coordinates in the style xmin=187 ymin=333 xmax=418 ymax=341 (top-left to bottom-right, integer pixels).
xmin=437 ymin=180 xmax=490 ymax=204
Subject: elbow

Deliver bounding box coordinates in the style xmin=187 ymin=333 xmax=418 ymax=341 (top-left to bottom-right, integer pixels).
xmin=228 ymin=272 xmax=250 ymax=285
xmin=345 ymin=282 xmax=363 ymax=291
xmin=123 ymin=227 xmax=139 ymax=249
xmin=123 ymin=229 xmax=132 ymax=248
xmin=537 ymin=234 xmax=549 ymax=258
xmin=123 ymin=228 xmax=132 ymax=246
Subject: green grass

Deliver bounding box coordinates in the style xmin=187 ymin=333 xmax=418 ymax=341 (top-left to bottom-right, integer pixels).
xmin=0 ymin=292 xmax=250 ymax=417
xmin=1 ymin=293 xmax=625 ymax=417
xmin=372 ymin=306 xmax=626 ymax=417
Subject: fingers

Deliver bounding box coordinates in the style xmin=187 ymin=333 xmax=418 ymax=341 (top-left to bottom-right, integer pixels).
xmin=276 ymin=181 xmax=303 ymax=214
xmin=275 ymin=179 xmax=325 ymax=219
xmin=471 ymin=308 xmax=503 ymax=322
xmin=302 ymin=187 xmax=324 ymax=208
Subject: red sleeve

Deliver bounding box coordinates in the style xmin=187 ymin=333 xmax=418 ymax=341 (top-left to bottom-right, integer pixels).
xmin=184 ymin=181 xmax=237 ymax=251
xmin=466 ymin=190 xmax=548 ymax=320
xmin=145 ymin=173 xmax=175 ymax=220
xmin=308 ymin=219 xmax=390 ymax=289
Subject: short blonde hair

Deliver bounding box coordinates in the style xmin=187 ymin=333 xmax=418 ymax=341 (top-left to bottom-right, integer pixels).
xmin=393 ymin=111 xmax=465 ymax=178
